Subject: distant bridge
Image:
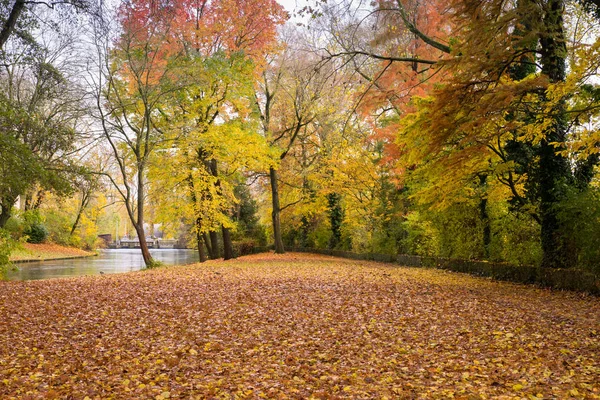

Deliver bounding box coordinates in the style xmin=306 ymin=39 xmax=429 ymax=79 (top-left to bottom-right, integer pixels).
xmin=108 ymin=238 xmax=178 ymax=249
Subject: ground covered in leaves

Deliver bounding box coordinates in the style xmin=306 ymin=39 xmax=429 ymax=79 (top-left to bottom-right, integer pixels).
xmin=0 ymin=253 xmax=599 ymax=399
xmin=10 ymin=243 xmax=94 ymax=262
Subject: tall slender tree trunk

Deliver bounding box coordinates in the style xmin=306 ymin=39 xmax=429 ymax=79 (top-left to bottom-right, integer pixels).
xmin=209 ymin=230 xmax=220 ymax=258
xmin=188 ymin=175 xmax=207 ymax=263
xmin=134 ymin=224 xmax=153 ymax=266
xmin=269 ymin=166 xmax=285 ymax=253
xmin=203 ymin=232 xmax=214 ymax=258
xmin=196 ymin=219 xmax=207 ymax=263
xmin=478 ymin=174 xmax=491 ymax=259
xmin=538 ymin=0 xmax=571 ymax=269
xmin=222 ymin=225 xmax=234 ymax=260
xmin=70 ymin=192 xmax=91 ymax=236
xmin=206 ymin=158 xmax=233 ymax=259
xmin=136 ymin=170 xmax=154 ymax=267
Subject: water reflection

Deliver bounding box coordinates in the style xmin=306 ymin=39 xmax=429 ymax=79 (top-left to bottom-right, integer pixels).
xmin=4 ymin=249 xmax=199 ymax=281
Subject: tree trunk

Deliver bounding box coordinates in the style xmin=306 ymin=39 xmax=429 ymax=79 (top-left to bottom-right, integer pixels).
xmin=196 ymin=219 xmax=207 ymax=263
xmin=0 ymin=194 xmax=16 ymax=228
xmin=0 ymin=0 xmax=25 ymax=50
xmin=70 ymin=211 xmax=83 ymax=237
xmin=136 ymin=169 xmax=154 ymax=267
xmin=478 ymin=174 xmax=491 ymax=259
xmin=0 ymin=205 xmax=11 ymax=228
xmin=538 ymin=0 xmax=571 ymax=269
xmin=134 ymin=224 xmax=153 ymax=266
xmin=327 ymin=192 xmax=343 ymax=250
xmin=70 ymin=192 xmax=91 ymax=236
xmin=203 ymin=232 xmax=213 ymax=258
xmin=206 ymin=158 xmax=227 ymax=259
xmin=187 ymin=175 xmax=207 ymax=263
xmin=222 ymin=225 xmax=234 ymax=260
xmin=269 ymin=166 xmax=285 ymax=253
xmin=209 ymin=230 xmax=220 ymax=258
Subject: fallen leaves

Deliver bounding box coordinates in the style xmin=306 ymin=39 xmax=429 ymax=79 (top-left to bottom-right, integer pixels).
xmin=10 ymin=243 xmax=94 ymax=262
xmin=0 ymin=252 xmax=599 ymax=399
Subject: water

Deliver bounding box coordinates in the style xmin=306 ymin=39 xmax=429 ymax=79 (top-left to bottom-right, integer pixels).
xmin=4 ymin=249 xmax=200 ymax=281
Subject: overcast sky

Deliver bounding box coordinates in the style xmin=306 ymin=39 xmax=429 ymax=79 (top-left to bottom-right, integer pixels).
xmin=277 ymin=0 xmax=309 ymax=18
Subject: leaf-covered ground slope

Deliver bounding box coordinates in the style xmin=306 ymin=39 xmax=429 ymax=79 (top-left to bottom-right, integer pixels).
xmin=10 ymin=243 xmax=94 ymax=262
xmin=0 ymin=253 xmax=599 ymax=399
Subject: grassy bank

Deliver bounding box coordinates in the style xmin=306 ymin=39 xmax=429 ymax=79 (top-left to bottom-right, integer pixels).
xmin=9 ymin=243 xmax=95 ymax=262
xmin=0 ymin=253 xmax=598 ymax=398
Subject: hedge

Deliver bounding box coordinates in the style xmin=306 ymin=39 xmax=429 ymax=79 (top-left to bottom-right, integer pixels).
xmin=284 ymin=247 xmax=600 ymax=295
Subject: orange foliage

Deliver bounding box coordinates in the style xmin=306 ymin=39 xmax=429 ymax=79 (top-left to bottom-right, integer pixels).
xmin=356 ymin=0 xmax=454 ymax=171
xmin=116 ymin=0 xmax=287 ymax=64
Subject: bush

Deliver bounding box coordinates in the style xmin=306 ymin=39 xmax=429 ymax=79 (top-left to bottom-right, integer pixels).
xmin=24 ymin=223 xmax=48 ymax=244
xmin=0 ymin=228 xmax=19 ymax=272
xmin=4 ymin=215 xmax=25 ymax=239
xmin=554 ymin=188 xmax=600 ymax=273
xmin=43 ymin=210 xmax=71 ymax=245
xmin=233 ymin=240 xmax=258 ymax=257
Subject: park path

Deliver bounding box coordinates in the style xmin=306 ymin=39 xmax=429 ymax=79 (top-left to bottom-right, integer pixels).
xmin=0 ymin=253 xmax=598 ymax=399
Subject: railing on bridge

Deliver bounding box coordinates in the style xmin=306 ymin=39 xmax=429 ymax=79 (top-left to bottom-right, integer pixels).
xmin=108 ymin=238 xmax=178 ymax=249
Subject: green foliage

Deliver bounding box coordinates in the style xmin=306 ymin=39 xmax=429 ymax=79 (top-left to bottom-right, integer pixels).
xmin=43 ymin=210 xmax=71 ymax=245
xmin=555 ymin=188 xmax=600 ymax=273
xmin=3 ymin=215 xmax=24 ymax=239
xmin=145 ymin=259 xmax=164 ymax=269
xmin=231 ymin=183 xmax=268 ymax=246
xmin=282 ymin=212 xmax=332 ymax=250
xmin=18 ymin=210 xmax=47 ymax=244
xmin=24 ymin=223 xmax=48 ymax=244
xmin=401 ymin=211 xmax=440 ymax=257
xmin=488 ymin=208 xmax=542 ymax=266
xmin=0 ymin=94 xmax=75 ymax=227
xmin=326 ymin=193 xmax=343 ymax=249
xmin=0 ymin=228 xmax=18 ymax=272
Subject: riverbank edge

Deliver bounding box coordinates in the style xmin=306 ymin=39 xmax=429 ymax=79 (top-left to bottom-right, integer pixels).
xmin=11 ymin=253 xmax=98 ymax=264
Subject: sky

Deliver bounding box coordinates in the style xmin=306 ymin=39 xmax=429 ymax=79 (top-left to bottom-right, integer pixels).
xmin=277 ymin=0 xmax=309 ymax=18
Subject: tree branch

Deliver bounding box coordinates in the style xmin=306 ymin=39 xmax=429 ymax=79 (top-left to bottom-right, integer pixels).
xmin=394 ymin=0 xmax=451 ymax=54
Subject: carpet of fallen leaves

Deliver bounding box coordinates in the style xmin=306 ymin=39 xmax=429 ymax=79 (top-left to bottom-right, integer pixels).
xmin=0 ymin=253 xmax=599 ymax=399
xmin=10 ymin=243 xmax=94 ymax=262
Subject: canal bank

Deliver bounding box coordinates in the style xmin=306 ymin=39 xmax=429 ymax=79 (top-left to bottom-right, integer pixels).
xmin=9 ymin=243 xmax=96 ymax=263
xmin=5 ymin=248 xmax=200 ymax=281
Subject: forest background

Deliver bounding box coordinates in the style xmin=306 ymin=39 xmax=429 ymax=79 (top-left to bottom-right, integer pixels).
xmin=1 ymin=0 xmax=600 ymax=277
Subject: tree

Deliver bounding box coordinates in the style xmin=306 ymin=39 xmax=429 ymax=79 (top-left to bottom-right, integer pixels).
xmin=0 ymin=0 xmax=94 ymax=50
xmin=255 ymin=27 xmax=345 ymax=253
xmin=140 ymin=0 xmax=286 ymax=261
xmin=0 ymin=12 xmax=88 ymax=228
xmin=312 ymin=0 xmax=600 ymax=268
xmin=89 ymin=1 xmax=185 ymax=266
xmin=397 ymin=0 xmax=600 ymax=268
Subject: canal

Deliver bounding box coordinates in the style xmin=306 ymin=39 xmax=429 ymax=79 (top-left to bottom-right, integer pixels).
xmin=4 ymin=249 xmax=200 ymax=281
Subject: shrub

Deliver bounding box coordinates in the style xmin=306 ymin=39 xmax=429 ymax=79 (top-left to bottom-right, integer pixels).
xmin=233 ymin=240 xmax=258 ymax=257
xmin=24 ymin=223 xmax=48 ymax=244
xmin=4 ymin=216 xmax=24 ymax=239
xmin=0 ymin=228 xmax=19 ymax=272
xmin=555 ymin=188 xmax=600 ymax=273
